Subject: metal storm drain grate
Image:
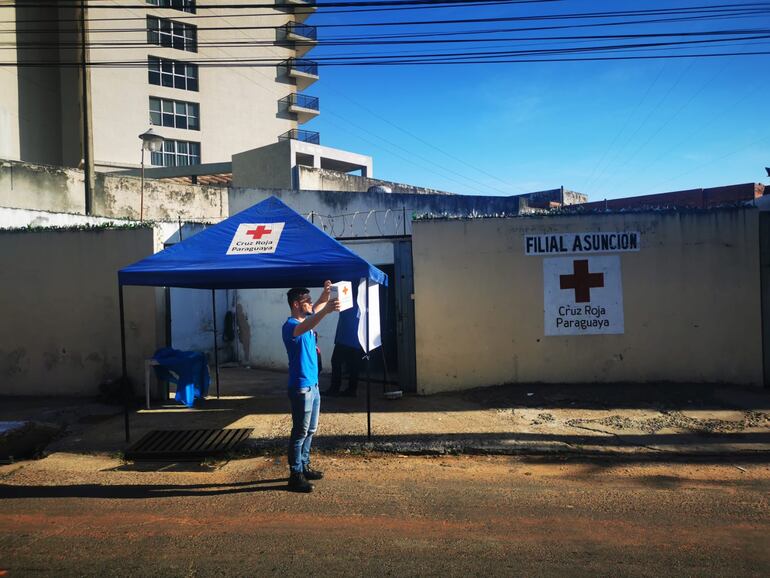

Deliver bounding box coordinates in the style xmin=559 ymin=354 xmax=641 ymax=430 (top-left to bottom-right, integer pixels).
xmin=125 ymin=428 xmax=253 ymax=461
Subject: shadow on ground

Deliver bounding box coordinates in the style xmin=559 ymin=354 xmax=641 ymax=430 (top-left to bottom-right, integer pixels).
xmin=0 ymin=478 xmax=290 ymax=499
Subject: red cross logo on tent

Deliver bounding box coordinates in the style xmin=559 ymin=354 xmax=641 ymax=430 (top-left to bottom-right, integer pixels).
xmin=227 ymin=222 xmax=285 ymax=255
xmin=246 ymin=225 xmax=272 ymax=240
xmin=560 ymin=259 xmax=604 ymax=303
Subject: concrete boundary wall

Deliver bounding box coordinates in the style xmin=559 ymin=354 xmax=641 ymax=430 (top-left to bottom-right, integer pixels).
xmin=413 ymin=208 xmax=763 ymax=394
xmin=0 ymin=206 xmax=129 ymax=229
xmin=0 ymin=159 xmax=85 ymax=213
xmin=0 ymin=159 xmax=227 ymax=221
xmin=229 ymin=187 xmax=523 ymax=237
xmin=297 ymin=166 xmax=455 ymax=196
xmin=0 ymin=227 xmax=163 ymax=395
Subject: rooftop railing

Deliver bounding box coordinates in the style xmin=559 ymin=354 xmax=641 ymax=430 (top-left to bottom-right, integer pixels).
xmin=282 ymin=58 xmax=319 ymax=77
xmin=279 ymin=129 xmax=320 ymax=145
xmin=284 ymin=22 xmax=317 ymax=41
xmin=280 ymin=93 xmax=319 ymax=111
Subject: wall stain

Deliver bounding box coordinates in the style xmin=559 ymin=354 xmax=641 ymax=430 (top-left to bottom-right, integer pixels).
xmin=236 ymin=303 xmax=251 ymax=362
xmin=1 ymin=348 xmax=28 ymax=376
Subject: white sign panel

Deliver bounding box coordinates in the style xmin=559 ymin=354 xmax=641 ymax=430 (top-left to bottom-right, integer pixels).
xmin=330 ymin=281 xmax=354 ymax=312
xmin=226 ymin=222 xmax=285 ymax=255
xmin=525 ymin=232 xmax=640 ymax=256
xmin=544 ymin=256 xmax=624 ymax=336
xmin=357 ymin=278 xmax=381 ymax=353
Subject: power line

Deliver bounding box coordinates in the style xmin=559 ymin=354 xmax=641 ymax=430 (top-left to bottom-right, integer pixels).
xmin=324 ymin=86 xmax=532 ymax=194
xmin=612 ymin=82 xmax=766 ymax=196
xmin=5 ymin=31 xmax=769 ymax=61
xmin=1 ymin=0 xmax=561 ymax=24
xmin=598 ymin=59 xmax=732 ymax=194
xmin=580 ymin=62 xmax=668 ymax=193
xmin=0 ymin=0 xmax=561 ymax=9
xmin=643 ymin=134 xmax=770 ymax=193
xmin=4 ymin=49 xmax=768 ymax=67
xmin=4 ymin=2 xmax=768 ymax=28
xmin=321 ymin=111 xmax=497 ymax=195
xmin=10 ymin=28 xmax=770 ymax=48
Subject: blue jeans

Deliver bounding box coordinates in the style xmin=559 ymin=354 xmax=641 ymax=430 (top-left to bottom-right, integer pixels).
xmin=288 ymin=384 xmax=320 ymax=474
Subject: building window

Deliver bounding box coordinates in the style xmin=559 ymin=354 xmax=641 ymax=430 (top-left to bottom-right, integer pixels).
xmin=146 ymin=0 xmax=196 ymax=13
xmin=147 ymin=16 xmax=197 ymax=52
xmin=150 ymin=97 xmax=199 ymax=130
xmin=150 ymin=139 xmax=201 ymax=167
xmin=148 ymin=56 xmax=198 ymax=91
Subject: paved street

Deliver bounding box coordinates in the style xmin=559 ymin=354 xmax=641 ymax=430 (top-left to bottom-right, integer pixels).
xmin=1 ymin=453 xmax=768 ymax=577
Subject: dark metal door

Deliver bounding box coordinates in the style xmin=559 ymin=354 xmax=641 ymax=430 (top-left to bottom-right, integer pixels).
xmin=394 ymin=240 xmax=417 ymax=393
xmin=760 ymin=212 xmax=770 ymax=389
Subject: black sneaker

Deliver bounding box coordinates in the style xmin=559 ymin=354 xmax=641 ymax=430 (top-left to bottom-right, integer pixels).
xmin=287 ymin=472 xmax=313 ymax=493
xmin=304 ymin=467 xmax=324 ymax=480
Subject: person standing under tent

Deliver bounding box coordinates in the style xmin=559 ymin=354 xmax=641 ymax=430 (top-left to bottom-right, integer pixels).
xmin=324 ymin=287 xmax=363 ymax=398
xmin=282 ymin=281 xmax=339 ymax=493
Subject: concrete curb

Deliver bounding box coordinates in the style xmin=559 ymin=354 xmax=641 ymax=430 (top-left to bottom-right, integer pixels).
xmin=0 ymin=421 xmax=63 ymax=463
xmin=239 ymin=436 xmax=770 ymax=461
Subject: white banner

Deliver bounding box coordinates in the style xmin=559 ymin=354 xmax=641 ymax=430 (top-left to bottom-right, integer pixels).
xmin=357 ymin=277 xmax=382 ymax=353
xmin=543 ymin=256 xmax=624 ymax=336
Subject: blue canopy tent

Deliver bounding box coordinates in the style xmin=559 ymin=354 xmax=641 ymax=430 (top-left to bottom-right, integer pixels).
xmin=117 ymin=196 xmax=388 ymax=442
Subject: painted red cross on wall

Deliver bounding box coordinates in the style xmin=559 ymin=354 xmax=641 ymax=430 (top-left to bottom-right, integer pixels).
xmin=246 ymin=225 xmax=272 ymax=240
xmin=560 ymin=259 xmax=604 ymax=303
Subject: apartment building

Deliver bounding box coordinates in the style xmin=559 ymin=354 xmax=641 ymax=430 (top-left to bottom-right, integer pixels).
xmin=0 ymin=0 xmax=320 ymax=170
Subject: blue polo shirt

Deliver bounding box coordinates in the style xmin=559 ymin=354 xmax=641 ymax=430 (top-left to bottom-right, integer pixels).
xmin=334 ymin=305 xmax=361 ymax=349
xmin=282 ymin=317 xmax=318 ymax=392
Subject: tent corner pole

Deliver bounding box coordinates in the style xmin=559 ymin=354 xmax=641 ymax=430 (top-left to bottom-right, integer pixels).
xmin=119 ymin=283 xmax=130 ymax=443
xmin=366 ymin=281 xmax=371 ymax=441
xmin=212 ymin=289 xmax=220 ymax=399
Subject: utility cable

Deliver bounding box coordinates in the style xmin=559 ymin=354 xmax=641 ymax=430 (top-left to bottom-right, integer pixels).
xmin=598 ymin=59 xmax=732 ymax=194
xmin=323 ymin=85 xmax=528 ymax=193
xmin=4 ymin=3 xmax=767 ymax=27
xmin=586 ymin=58 xmax=697 ymax=192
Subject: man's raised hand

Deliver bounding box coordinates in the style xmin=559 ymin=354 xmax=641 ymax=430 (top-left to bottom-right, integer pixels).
xmin=323 ymin=298 xmax=340 ymax=315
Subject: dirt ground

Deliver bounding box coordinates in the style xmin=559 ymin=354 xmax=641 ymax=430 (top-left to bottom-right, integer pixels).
xmin=6 ymin=370 xmax=767 ymax=459
xmin=1 ymin=452 xmax=768 ymax=577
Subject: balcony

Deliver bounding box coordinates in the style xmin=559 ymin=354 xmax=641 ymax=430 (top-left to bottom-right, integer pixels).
xmin=279 ymin=93 xmax=320 ymax=124
xmin=281 ymin=58 xmax=319 ymax=91
xmin=280 ymin=22 xmax=318 ymax=57
xmin=279 ymin=129 xmax=320 ymax=145
xmin=277 ymin=0 xmax=317 ymax=23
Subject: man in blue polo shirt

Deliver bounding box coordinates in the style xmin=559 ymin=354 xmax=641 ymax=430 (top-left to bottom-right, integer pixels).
xmin=282 ymin=282 xmax=339 ymax=493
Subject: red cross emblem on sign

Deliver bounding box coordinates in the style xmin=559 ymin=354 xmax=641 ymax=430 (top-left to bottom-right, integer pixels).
xmin=560 ymin=259 xmax=604 ymax=303
xmin=342 ymin=286 xmax=349 ymax=295
xmin=246 ymin=225 xmax=272 ymax=240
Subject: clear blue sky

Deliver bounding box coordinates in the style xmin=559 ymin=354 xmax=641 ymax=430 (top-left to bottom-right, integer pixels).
xmin=303 ymin=0 xmax=769 ymax=199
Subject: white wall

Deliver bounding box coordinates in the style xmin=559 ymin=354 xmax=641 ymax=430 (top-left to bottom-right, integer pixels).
xmin=170 ymin=288 xmax=232 ymax=360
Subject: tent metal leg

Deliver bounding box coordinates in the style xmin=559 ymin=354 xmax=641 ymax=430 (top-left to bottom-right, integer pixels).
xmin=212 ymin=290 xmax=220 ymax=399
xmin=119 ymin=284 xmax=130 ymax=443
xmin=366 ymin=283 xmax=371 ymax=441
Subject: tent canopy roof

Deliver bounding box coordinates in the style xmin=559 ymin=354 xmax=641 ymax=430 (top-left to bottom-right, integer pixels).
xmin=118 ymin=196 xmax=388 ymax=289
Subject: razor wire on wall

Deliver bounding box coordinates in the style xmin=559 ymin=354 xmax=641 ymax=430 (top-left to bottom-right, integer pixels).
xmin=305 ymin=208 xmax=410 ymax=238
